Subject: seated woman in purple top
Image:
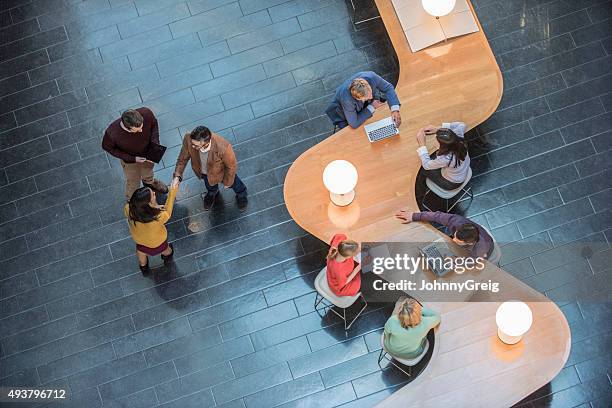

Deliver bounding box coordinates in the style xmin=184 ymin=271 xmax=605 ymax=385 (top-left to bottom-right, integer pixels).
xmin=395 ymin=210 xmax=494 ymax=259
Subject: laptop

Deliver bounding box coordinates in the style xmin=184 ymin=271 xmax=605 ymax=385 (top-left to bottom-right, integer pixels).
xmin=364 ymin=117 xmax=399 ymax=142
xmin=419 ymin=240 xmax=455 ymax=277
xmin=359 ymin=244 xmax=391 ymax=274
xmin=145 ymin=143 xmax=167 ymax=163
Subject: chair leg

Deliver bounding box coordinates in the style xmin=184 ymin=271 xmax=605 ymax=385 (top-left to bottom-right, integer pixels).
xmin=314 ymin=293 xmax=324 ymax=310
xmin=379 ymin=352 xmax=411 ymax=377
xmin=314 ymin=294 xmax=367 ymax=331
xmin=345 ymin=294 xmax=367 ymax=331
xmin=447 ymin=185 xmax=473 ymax=213
xmin=421 ymin=188 xmax=433 ymax=212
xmin=378 ymin=349 xmax=387 ymax=369
xmin=390 ymin=360 xmax=411 ymax=377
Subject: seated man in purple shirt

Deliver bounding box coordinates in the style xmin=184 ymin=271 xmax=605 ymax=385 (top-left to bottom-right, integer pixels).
xmin=395 ymin=209 xmax=494 ymax=259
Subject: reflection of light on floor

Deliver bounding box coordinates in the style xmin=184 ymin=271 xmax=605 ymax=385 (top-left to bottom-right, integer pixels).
xmin=425 ymin=42 xmax=453 ymax=58
xmin=188 ymin=220 xmax=204 ymax=233
xmin=327 ymin=202 xmax=360 ymax=228
xmin=489 ymin=335 xmax=525 ymax=362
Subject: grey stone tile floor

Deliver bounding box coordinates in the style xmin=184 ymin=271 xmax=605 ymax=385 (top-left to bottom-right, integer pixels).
xmin=0 ymin=0 xmax=610 ymax=406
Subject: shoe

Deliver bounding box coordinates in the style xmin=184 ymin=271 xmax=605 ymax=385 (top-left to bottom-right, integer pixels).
xmin=161 ymin=243 xmax=174 ymax=263
xmin=139 ymin=259 xmax=150 ymax=276
xmin=143 ymin=179 xmax=168 ymax=194
xmin=203 ymin=192 xmax=218 ymax=211
xmin=237 ymin=195 xmax=248 ymax=212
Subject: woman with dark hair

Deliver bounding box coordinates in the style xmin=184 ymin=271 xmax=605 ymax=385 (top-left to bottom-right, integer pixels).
xmin=125 ymin=177 xmax=180 ymax=275
xmin=326 ymin=233 xmax=362 ymax=296
xmin=415 ymin=122 xmax=470 ymax=190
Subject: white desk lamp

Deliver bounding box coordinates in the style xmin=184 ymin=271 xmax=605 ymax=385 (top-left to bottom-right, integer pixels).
xmin=422 ymin=0 xmax=457 ymax=42
xmin=496 ymin=301 xmax=533 ymax=345
xmin=323 ymin=160 xmax=358 ymax=207
xmin=422 ymin=0 xmax=456 ymax=17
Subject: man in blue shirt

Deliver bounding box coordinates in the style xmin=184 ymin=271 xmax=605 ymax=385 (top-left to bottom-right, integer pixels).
xmin=325 ymin=71 xmax=401 ymax=129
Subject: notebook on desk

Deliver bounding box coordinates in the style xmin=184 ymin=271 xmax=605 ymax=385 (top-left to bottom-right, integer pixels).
xmin=392 ymin=0 xmax=479 ymax=52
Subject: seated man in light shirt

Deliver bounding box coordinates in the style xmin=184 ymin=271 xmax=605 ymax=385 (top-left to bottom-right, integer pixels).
xmin=325 ymin=71 xmax=401 ymax=129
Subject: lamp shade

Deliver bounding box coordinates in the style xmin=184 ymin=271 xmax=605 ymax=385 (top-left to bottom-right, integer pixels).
xmin=496 ymin=301 xmax=533 ymax=345
xmin=323 ymin=160 xmax=358 ymax=206
xmin=422 ymin=0 xmax=456 ymax=17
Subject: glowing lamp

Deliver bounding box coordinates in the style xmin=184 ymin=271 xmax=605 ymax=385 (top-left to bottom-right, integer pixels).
xmin=496 ymin=301 xmax=533 ymax=345
xmin=422 ymin=0 xmax=456 ymax=17
xmin=323 ymin=160 xmax=358 ymax=207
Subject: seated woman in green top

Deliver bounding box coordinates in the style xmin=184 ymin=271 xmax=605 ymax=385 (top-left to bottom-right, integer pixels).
xmin=383 ymin=297 xmax=441 ymax=359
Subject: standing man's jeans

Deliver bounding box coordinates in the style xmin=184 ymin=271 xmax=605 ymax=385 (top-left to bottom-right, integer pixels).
xmin=203 ymin=174 xmax=247 ymax=199
xmin=121 ymin=160 xmax=154 ymax=200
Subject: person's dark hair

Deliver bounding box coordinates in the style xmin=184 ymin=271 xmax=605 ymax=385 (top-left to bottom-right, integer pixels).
xmin=121 ymin=109 xmax=144 ymax=129
xmin=190 ymin=126 xmax=212 ymax=142
xmin=455 ymin=223 xmax=480 ymax=244
xmin=128 ymin=187 xmax=161 ymax=224
xmin=436 ymin=128 xmax=468 ymax=168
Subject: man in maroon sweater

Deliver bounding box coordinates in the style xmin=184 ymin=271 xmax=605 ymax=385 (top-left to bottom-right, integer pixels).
xmin=102 ymin=108 xmax=168 ymax=200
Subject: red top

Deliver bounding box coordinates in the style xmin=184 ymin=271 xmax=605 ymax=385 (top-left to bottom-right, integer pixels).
xmin=326 ymin=233 xmax=361 ymax=296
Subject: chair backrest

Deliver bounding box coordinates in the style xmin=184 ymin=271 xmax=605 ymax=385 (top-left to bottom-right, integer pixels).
xmin=381 ymin=332 xmax=430 ymax=366
xmin=325 ymin=102 xmax=345 ymax=126
xmin=315 ymin=267 xmax=360 ymax=308
xmin=425 ymin=167 xmax=473 ymax=198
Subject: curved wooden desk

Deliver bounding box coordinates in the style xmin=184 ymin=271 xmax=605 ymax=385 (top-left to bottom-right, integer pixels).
xmin=283 ymin=1 xmax=571 ymax=407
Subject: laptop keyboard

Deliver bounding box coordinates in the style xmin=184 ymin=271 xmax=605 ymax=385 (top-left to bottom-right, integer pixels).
xmin=420 ymin=244 xmax=452 ymax=276
xmin=421 ymin=245 xmax=443 ymax=259
xmin=367 ymin=123 xmax=398 ymax=142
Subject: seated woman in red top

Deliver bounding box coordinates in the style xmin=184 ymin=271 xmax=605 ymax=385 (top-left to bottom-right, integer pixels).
xmin=326 ymin=233 xmax=361 ymax=297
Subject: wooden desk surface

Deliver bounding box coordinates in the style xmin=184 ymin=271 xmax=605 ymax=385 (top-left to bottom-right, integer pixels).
xmin=282 ymin=1 xmax=571 ymax=406
xmin=284 ymin=0 xmax=503 ymax=243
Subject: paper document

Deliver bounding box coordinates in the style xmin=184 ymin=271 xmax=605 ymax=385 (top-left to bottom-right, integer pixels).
xmin=392 ymin=0 xmax=479 ymax=52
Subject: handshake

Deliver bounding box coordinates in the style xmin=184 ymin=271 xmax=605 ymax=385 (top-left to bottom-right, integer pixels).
xmin=170 ymin=176 xmax=181 ymax=190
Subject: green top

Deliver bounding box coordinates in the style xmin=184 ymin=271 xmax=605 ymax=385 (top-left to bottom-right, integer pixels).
xmin=383 ymin=307 xmax=441 ymax=359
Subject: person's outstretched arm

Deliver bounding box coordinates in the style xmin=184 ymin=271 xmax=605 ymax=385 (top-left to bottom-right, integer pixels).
xmin=371 ymin=72 xmax=400 ymax=111
xmin=158 ymin=181 xmax=179 ymax=223
xmin=412 ymin=211 xmax=454 ymax=227
xmin=173 ymin=136 xmax=191 ymax=181
xmin=343 ymin=102 xmax=373 ymax=128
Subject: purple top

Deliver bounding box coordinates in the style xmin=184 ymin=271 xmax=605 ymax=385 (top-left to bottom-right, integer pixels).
xmin=412 ymin=211 xmax=493 ymax=259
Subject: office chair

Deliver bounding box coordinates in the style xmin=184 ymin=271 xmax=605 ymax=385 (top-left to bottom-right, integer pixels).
xmin=313 ymin=267 xmax=367 ymax=331
xmin=422 ymin=167 xmax=473 ymax=213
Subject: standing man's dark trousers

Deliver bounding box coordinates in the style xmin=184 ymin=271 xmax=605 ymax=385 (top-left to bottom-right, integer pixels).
xmin=203 ymin=174 xmax=247 ymax=200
